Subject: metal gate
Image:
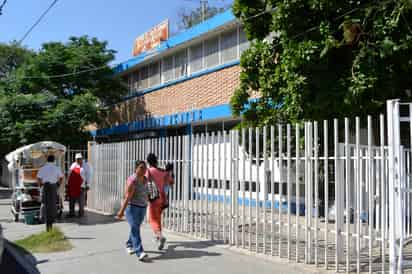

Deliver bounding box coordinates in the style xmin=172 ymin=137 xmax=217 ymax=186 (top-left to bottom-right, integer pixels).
xmin=87 ymin=99 xmax=412 ymax=273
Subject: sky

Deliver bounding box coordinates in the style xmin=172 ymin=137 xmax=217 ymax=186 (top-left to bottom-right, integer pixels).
xmin=0 ymin=0 xmax=232 ymax=63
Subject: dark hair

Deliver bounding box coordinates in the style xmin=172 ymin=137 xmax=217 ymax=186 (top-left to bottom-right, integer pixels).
xmin=47 ymin=155 xmax=55 ymax=162
xmin=146 ymin=153 xmax=158 ymax=167
xmin=165 ymin=163 xmax=173 ymax=172
xmin=135 ymin=160 xmax=146 ymax=169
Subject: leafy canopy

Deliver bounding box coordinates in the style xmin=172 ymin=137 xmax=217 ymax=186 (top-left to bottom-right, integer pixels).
xmin=177 ymin=1 xmax=232 ymax=30
xmin=231 ymin=0 xmax=412 ymax=127
xmin=0 ymin=36 xmax=127 ymax=151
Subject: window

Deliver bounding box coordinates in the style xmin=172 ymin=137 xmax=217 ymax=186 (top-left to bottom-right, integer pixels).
xmin=239 ymin=28 xmax=249 ymax=54
xmin=189 ymin=43 xmax=203 ymax=73
xmin=204 ymin=37 xmax=219 ymax=68
xmin=133 ymin=71 xmax=139 ymax=91
xmin=139 ymin=66 xmax=149 ymax=90
xmin=149 ymin=61 xmax=160 ymax=87
xmin=127 ymin=75 xmax=133 ymax=95
xmin=162 ymin=55 xmax=174 ymax=83
xmin=221 ymin=29 xmax=238 ymax=63
xmin=174 ymin=50 xmax=187 ymax=79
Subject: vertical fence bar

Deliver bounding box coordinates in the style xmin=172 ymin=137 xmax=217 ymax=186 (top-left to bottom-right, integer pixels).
xmin=295 ymin=123 xmax=301 ymax=263
xmin=304 ymin=122 xmax=309 ymax=264
xmin=256 ymin=127 xmax=260 ymax=253
xmin=380 ymin=114 xmax=386 ymax=273
xmin=178 ymin=135 xmax=183 ymax=232
xmin=223 ymin=131 xmax=227 ymax=243
xmin=199 ymin=134 xmax=204 ymax=237
xmin=271 ymin=126 xmax=275 ymax=257
xmin=230 ymin=131 xmax=234 ymax=245
xmin=165 ymin=138 xmax=170 ymax=228
xmin=234 ymin=130 xmax=240 ymax=247
xmin=387 ymin=100 xmax=403 ymax=274
xmin=248 ymin=128 xmax=253 ymax=251
xmin=409 ymin=105 xmax=412 ymax=238
xmin=205 ymin=133 xmax=210 ymax=238
xmin=184 ymin=134 xmax=190 ymax=233
xmin=334 ymin=119 xmax=341 ymax=272
xmin=194 ymin=134 xmax=200 ymax=236
xmin=404 ymin=149 xmax=410 ymax=237
xmin=189 ymin=133 xmax=194 ymax=235
xmin=309 ymin=122 xmax=315 ymax=264
xmin=287 ymin=124 xmax=292 ymax=260
xmin=263 ymin=127 xmax=268 ymax=253
xmin=368 ymin=116 xmax=373 ymax=274
xmin=324 ymin=120 xmax=329 ymax=269
xmin=345 ymin=118 xmax=350 ymax=273
xmin=242 ymin=128 xmax=246 ymax=249
xmin=279 ymin=124 xmax=283 ymax=257
xmin=164 ymin=137 xmax=170 ymax=229
xmin=172 ymin=136 xmax=178 ymax=230
xmin=356 ymin=117 xmax=361 ymax=274
xmin=314 ymin=122 xmax=319 ymax=267
xmin=211 ymin=132 xmax=215 ymax=240
xmin=217 ymin=132 xmax=222 ymax=240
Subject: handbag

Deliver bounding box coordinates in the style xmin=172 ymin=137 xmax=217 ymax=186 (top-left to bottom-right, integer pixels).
xmin=147 ymin=170 xmax=160 ymax=202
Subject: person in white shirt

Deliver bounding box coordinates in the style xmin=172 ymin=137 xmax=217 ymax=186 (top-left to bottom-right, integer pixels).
xmin=37 ymin=155 xmax=63 ymax=231
xmin=67 ymin=153 xmax=92 ymax=217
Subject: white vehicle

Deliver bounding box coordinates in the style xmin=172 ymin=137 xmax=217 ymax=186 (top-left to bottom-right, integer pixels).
xmin=192 ymin=138 xmax=306 ymax=214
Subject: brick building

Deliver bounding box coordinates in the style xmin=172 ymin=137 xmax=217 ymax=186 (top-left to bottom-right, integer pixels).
xmin=92 ymin=10 xmax=250 ymax=141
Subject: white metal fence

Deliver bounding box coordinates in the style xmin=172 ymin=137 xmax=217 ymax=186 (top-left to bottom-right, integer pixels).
xmin=88 ymin=100 xmax=412 ymax=274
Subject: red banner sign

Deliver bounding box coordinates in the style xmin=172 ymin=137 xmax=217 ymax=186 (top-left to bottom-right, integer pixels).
xmin=132 ymin=20 xmax=169 ymax=56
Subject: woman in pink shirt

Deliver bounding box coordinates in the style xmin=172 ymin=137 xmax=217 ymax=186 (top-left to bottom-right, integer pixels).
xmin=146 ymin=153 xmax=174 ymax=250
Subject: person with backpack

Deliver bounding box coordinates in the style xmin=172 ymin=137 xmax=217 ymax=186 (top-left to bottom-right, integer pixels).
xmin=146 ymin=153 xmax=174 ymax=250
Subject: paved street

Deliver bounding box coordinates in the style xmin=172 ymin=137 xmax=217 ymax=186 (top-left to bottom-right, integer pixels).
xmin=0 ymin=188 xmax=326 ymax=274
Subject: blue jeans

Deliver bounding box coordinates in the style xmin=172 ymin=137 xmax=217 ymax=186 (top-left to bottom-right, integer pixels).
xmin=125 ymin=205 xmax=146 ymax=256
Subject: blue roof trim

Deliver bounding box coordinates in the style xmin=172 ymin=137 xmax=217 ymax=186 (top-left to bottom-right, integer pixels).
xmin=90 ymin=103 xmax=234 ymax=137
xmin=120 ymin=60 xmax=240 ymax=102
xmin=114 ymin=10 xmax=236 ymax=74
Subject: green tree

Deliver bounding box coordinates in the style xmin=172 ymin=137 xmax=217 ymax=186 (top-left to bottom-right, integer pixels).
xmin=0 ymin=36 xmax=127 ymax=151
xmin=231 ymin=0 xmax=412 ymax=128
xmin=177 ymin=1 xmax=232 ymax=30
xmin=0 ymin=42 xmax=33 ymax=81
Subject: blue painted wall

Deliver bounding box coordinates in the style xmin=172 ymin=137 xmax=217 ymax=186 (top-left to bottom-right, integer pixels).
xmin=91 ymin=103 xmax=233 ymax=137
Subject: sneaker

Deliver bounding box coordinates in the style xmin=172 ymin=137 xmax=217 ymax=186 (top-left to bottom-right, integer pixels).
xmin=138 ymin=252 xmax=148 ymax=261
xmin=126 ymin=247 xmax=134 ymax=255
xmin=158 ymin=237 xmax=166 ymax=250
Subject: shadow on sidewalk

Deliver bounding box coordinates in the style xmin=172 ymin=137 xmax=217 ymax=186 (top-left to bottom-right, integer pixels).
xmin=57 ymin=210 xmax=118 ymax=226
xmin=146 ymin=240 xmax=222 ymax=261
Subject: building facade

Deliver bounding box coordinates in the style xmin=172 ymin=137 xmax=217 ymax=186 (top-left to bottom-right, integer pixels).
xmin=92 ymin=10 xmax=250 ymax=141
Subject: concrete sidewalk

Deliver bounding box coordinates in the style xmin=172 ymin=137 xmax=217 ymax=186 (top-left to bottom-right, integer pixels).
xmin=1 ymin=191 xmax=325 ymax=274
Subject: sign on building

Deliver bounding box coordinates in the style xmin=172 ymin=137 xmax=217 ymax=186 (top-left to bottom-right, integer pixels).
xmin=132 ymin=20 xmax=169 ymax=56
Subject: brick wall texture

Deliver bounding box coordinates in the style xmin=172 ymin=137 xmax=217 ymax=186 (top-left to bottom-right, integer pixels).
xmin=105 ymin=65 xmax=243 ymax=126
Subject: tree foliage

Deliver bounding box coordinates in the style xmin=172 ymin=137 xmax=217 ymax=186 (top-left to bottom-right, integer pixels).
xmin=0 ymin=42 xmax=34 ymax=81
xmin=0 ymin=36 xmax=127 ymax=152
xmin=177 ymin=1 xmax=231 ymax=30
xmin=231 ymin=0 xmax=412 ymax=128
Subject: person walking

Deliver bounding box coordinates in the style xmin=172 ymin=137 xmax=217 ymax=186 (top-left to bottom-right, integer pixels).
xmin=37 ymin=155 xmax=64 ymax=231
xmin=116 ymin=161 xmax=149 ymax=261
xmin=67 ymin=153 xmax=91 ymax=217
xmin=146 ymin=153 xmax=174 ymax=250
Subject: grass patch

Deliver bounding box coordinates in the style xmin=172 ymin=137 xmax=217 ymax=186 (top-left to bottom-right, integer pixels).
xmin=14 ymin=227 xmax=72 ymax=253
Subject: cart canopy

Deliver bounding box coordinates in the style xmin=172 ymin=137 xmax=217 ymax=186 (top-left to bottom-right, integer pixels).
xmin=5 ymin=142 xmax=66 ymax=165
